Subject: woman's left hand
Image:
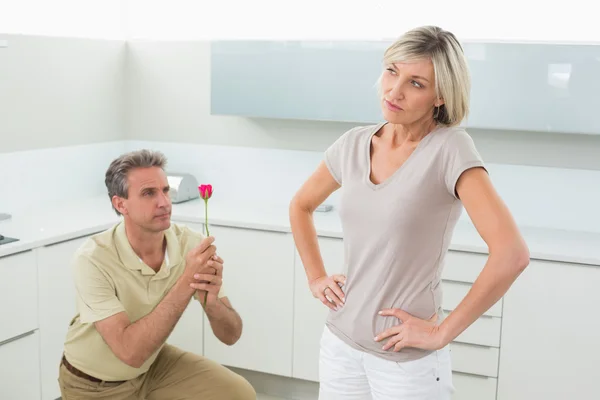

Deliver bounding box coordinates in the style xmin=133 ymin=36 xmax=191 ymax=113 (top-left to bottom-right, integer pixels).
xmin=374 ymin=308 xmax=447 ymax=352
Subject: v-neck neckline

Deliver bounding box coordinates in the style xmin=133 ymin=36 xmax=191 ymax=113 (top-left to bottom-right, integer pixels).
xmin=365 ymin=122 xmax=438 ymax=190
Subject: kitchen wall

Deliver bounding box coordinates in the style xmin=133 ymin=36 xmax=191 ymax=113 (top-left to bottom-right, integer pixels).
xmin=0 ymin=34 xmax=126 ymax=154
xmin=126 ymin=40 xmax=600 ymax=171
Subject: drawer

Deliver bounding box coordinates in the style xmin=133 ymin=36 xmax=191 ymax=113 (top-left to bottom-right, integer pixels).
xmin=443 ymin=251 xmax=488 ymax=284
xmin=443 ymin=281 xmax=503 ymax=317
xmin=0 ymin=330 xmax=41 ymax=400
xmin=451 ymin=314 xmax=501 ymax=348
xmin=0 ymin=251 xmax=38 ymax=342
xmin=450 ymin=342 xmax=499 ymax=378
xmin=452 ymin=372 xmax=497 ymax=400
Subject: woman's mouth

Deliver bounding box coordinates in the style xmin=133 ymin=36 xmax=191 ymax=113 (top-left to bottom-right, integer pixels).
xmin=384 ymin=100 xmax=403 ymax=111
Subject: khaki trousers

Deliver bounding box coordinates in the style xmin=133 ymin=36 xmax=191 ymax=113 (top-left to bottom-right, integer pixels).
xmin=58 ymin=344 xmax=256 ymax=399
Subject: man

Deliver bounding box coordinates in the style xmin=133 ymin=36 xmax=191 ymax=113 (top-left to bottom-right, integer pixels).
xmin=58 ymin=149 xmax=256 ymax=399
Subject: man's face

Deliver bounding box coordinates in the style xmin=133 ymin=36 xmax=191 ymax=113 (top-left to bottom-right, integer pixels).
xmin=117 ymin=167 xmax=172 ymax=232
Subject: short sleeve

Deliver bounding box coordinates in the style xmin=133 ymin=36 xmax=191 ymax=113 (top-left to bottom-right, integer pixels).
xmin=323 ymin=129 xmax=351 ymax=185
xmin=72 ymin=254 xmax=126 ymax=324
xmin=442 ymin=130 xmax=487 ymax=198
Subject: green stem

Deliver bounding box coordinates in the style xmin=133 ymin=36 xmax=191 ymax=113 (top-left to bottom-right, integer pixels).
xmin=204 ymin=199 xmax=210 ymax=236
xmin=203 ymin=199 xmax=209 ymax=307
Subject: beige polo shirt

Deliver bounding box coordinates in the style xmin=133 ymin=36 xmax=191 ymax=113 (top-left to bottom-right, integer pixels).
xmin=63 ymin=221 xmax=226 ymax=381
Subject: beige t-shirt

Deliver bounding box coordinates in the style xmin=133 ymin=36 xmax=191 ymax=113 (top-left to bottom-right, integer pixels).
xmin=63 ymin=221 xmax=225 ymax=381
xmin=323 ymin=122 xmax=486 ymax=362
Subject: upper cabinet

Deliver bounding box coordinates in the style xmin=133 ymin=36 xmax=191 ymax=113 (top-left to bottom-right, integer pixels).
xmin=210 ymin=41 xmax=385 ymax=124
xmin=210 ymin=40 xmax=600 ymax=135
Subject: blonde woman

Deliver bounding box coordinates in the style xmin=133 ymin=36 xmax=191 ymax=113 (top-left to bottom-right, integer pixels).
xmin=289 ymin=26 xmax=529 ymax=400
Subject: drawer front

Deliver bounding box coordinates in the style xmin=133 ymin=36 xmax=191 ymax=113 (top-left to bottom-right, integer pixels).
xmin=452 ymin=372 xmax=497 ymax=400
xmin=443 ymin=251 xmax=488 ymax=284
xmin=0 ymin=251 xmax=38 ymax=342
xmin=0 ymin=330 xmax=41 ymax=400
xmin=451 ymin=315 xmax=502 ymax=348
xmin=443 ymin=281 xmax=503 ymax=317
xmin=450 ymin=342 xmax=499 ymax=378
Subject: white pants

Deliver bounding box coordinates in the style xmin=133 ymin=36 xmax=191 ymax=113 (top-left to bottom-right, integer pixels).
xmin=319 ymin=326 xmax=454 ymax=400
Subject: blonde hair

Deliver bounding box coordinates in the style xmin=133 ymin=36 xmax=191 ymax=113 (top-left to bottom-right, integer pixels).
xmin=376 ymin=26 xmax=470 ymax=127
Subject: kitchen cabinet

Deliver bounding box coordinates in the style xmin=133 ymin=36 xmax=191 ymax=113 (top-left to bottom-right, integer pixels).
xmin=0 ymin=331 xmax=41 ymax=400
xmin=37 ymin=235 xmax=92 ymax=400
xmin=0 ymin=250 xmax=38 ymax=343
xmin=497 ymin=259 xmax=600 ymax=400
xmin=202 ymin=225 xmax=296 ymax=377
xmin=0 ymin=250 xmax=40 ymax=400
xmin=210 ymin=41 xmax=384 ymax=124
xmin=210 ymin=40 xmax=600 ymax=135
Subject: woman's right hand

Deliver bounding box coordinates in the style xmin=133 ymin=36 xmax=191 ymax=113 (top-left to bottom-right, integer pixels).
xmin=309 ymin=274 xmax=347 ymax=311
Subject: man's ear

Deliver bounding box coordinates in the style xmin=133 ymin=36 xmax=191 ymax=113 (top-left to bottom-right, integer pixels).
xmin=112 ymin=196 xmax=128 ymax=215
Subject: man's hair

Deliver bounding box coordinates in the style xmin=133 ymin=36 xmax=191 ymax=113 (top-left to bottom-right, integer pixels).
xmin=105 ymin=149 xmax=168 ymax=216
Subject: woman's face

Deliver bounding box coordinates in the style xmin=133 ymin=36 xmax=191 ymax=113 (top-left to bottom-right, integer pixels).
xmin=380 ymin=59 xmax=442 ymax=126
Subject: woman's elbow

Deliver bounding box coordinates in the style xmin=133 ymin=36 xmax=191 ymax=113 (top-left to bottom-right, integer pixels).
xmin=515 ymin=245 xmax=530 ymax=272
xmin=491 ymin=239 xmax=530 ymax=274
xmin=289 ymin=195 xmax=313 ymax=215
xmin=508 ymin=240 xmax=530 ymax=273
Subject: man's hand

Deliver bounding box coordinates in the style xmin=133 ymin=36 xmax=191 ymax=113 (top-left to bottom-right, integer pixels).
xmin=182 ymin=236 xmax=217 ymax=285
xmin=190 ymin=255 xmax=224 ymax=306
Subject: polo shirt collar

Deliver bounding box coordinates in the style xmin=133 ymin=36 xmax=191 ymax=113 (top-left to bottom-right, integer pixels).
xmin=114 ymin=221 xmax=182 ymax=276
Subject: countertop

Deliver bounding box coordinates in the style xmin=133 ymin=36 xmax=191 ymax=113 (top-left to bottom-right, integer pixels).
xmin=1 ymin=195 xmax=599 ymax=266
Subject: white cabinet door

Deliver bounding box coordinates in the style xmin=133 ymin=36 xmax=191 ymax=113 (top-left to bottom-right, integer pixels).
xmin=0 ymin=251 xmax=38 ymax=343
xmin=38 ymin=235 xmax=91 ymax=400
xmin=497 ymin=260 xmax=600 ymax=400
xmin=168 ymin=222 xmax=205 ymax=355
xmin=0 ymin=331 xmax=41 ymax=400
xmin=203 ymin=225 xmax=295 ymax=377
xmin=452 ymin=372 xmax=497 ymax=400
xmin=292 ymin=237 xmax=344 ymax=382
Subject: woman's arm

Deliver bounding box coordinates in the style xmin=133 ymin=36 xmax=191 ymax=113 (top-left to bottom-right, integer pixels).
xmin=437 ymin=166 xmax=530 ymax=345
xmin=375 ymin=166 xmax=529 ymax=351
xmin=289 ymin=161 xmax=347 ymax=310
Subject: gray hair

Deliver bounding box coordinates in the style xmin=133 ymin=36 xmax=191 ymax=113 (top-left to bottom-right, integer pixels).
xmin=105 ymin=149 xmax=168 ymax=215
xmin=376 ymin=26 xmax=471 ymax=126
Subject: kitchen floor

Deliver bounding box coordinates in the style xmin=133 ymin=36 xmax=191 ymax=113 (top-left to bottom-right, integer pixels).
xmin=257 ymin=395 xmax=288 ymax=400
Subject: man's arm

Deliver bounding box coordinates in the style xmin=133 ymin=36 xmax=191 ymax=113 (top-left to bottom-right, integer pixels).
xmin=190 ymin=254 xmax=243 ymax=346
xmin=95 ymin=279 xmax=195 ymax=368
xmin=94 ymin=237 xmax=216 ymax=368
xmin=204 ymin=297 xmax=243 ymax=345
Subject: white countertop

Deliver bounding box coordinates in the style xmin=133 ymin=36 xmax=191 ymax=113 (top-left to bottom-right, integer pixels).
xmin=1 ymin=195 xmax=599 ymax=267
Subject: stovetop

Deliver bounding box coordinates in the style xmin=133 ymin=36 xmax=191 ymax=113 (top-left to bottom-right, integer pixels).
xmin=0 ymin=234 xmax=19 ymax=246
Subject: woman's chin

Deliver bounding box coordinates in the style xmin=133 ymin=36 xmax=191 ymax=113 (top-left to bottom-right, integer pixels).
xmin=382 ymin=109 xmax=408 ymax=124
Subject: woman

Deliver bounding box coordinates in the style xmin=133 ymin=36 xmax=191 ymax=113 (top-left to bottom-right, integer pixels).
xmin=289 ymin=26 xmax=530 ymax=400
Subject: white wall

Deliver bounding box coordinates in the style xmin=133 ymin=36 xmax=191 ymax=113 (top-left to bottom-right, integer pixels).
xmin=126 ymin=0 xmax=600 ymax=43
xmin=0 ymin=0 xmax=126 ymax=40
xmin=0 ymin=35 xmax=126 ymax=153
xmin=0 ymin=141 xmax=126 ymax=215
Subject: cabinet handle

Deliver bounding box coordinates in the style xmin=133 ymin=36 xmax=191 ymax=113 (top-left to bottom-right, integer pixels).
xmin=0 ymin=330 xmax=36 ymax=347
xmin=453 ymin=371 xmax=492 ymax=380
